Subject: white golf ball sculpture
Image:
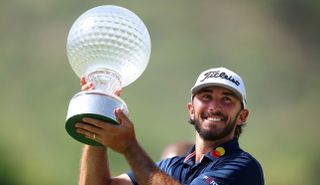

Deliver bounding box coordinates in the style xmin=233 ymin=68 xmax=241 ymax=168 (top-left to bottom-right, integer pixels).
xmin=65 ymin=5 xmax=151 ymax=146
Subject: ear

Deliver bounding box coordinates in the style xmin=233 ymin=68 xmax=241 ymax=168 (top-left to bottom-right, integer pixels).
xmin=236 ymin=109 xmax=249 ymax=126
xmin=187 ymin=102 xmax=195 ymax=120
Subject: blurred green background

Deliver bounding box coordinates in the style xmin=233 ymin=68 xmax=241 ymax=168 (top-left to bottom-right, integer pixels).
xmin=1 ymin=0 xmax=319 ymax=184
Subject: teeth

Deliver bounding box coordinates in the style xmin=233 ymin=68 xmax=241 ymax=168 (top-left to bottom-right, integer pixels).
xmin=207 ymin=117 xmax=222 ymax=122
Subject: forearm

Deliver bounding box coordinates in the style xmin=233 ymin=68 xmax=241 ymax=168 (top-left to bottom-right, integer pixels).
xmin=123 ymin=143 xmax=180 ymax=185
xmin=79 ymin=145 xmax=111 ymax=185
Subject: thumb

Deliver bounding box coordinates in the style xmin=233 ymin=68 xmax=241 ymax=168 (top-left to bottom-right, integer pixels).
xmin=114 ymin=108 xmax=130 ymax=125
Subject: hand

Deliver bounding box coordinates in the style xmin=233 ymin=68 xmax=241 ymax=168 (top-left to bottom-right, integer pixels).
xmin=80 ymin=76 xmax=95 ymax=91
xmin=80 ymin=75 xmax=122 ymax=96
xmin=75 ymin=108 xmax=137 ymax=154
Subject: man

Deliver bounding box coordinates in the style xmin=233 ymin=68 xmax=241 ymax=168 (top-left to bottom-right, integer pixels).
xmin=75 ymin=67 xmax=264 ymax=185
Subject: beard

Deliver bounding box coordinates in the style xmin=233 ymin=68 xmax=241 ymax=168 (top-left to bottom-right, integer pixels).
xmin=189 ymin=112 xmax=239 ymax=141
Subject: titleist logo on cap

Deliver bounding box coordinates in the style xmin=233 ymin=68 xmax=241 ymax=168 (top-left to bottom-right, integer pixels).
xmin=200 ymin=70 xmax=240 ymax=86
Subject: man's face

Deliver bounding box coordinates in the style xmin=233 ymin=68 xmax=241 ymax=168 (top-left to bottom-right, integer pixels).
xmin=188 ymin=86 xmax=248 ymax=141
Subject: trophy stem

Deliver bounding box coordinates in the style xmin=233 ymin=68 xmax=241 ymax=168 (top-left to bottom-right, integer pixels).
xmin=86 ymin=69 xmax=122 ymax=94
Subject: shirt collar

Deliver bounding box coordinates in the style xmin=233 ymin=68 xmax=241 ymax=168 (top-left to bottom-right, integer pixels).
xmin=183 ymin=138 xmax=240 ymax=165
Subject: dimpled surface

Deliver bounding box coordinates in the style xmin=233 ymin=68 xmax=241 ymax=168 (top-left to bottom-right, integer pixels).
xmin=66 ymin=5 xmax=151 ymax=87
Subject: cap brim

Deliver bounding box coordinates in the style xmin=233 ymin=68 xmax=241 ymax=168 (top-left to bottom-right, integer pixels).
xmin=191 ymin=82 xmax=243 ymax=103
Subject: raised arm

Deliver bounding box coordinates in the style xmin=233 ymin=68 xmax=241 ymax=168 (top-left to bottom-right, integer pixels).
xmin=78 ymin=76 xmax=131 ymax=185
xmin=77 ymin=76 xmax=180 ymax=185
xmin=76 ymin=108 xmax=181 ymax=185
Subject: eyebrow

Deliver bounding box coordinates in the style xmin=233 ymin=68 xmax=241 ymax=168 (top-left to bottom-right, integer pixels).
xmin=222 ymin=91 xmax=238 ymax=99
xmin=197 ymin=88 xmax=212 ymax=94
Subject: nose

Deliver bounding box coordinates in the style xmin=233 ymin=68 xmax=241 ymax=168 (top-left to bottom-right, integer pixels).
xmin=208 ymin=99 xmax=222 ymax=113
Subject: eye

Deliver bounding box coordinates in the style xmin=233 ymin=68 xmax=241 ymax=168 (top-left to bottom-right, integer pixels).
xmin=222 ymin=96 xmax=232 ymax=104
xmin=200 ymin=94 xmax=212 ymax=102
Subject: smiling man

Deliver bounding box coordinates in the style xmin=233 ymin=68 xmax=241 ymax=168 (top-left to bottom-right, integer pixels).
xmin=76 ymin=67 xmax=264 ymax=185
xmin=188 ymin=67 xmax=249 ymax=145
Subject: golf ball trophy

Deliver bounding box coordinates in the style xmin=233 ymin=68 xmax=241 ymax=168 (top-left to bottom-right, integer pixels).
xmin=65 ymin=5 xmax=151 ymax=146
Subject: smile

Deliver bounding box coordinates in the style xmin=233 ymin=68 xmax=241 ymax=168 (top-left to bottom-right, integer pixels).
xmin=206 ymin=117 xmax=223 ymax=122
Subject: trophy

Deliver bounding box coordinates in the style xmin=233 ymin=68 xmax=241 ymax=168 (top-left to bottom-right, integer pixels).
xmin=65 ymin=5 xmax=151 ymax=146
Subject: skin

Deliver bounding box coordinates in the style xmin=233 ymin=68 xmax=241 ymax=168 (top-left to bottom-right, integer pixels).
xmin=75 ymin=76 xmax=249 ymax=185
xmin=188 ymin=87 xmax=249 ymax=162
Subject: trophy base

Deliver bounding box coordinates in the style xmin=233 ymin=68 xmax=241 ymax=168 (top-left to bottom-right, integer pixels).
xmin=65 ymin=91 xmax=128 ymax=146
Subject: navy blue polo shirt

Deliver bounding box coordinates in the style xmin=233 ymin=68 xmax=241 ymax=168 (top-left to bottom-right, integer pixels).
xmin=127 ymin=138 xmax=264 ymax=185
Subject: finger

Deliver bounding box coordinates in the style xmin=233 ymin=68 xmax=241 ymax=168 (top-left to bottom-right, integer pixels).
xmin=82 ymin=130 xmax=100 ymax=142
xmin=75 ymin=126 xmax=104 ymax=144
xmin=82 ymin=116 xmax=122 ymax=134
xmin=92 ymin=135 xmax=102 ymax=144
xmin=81 ymin=82 xmax=95 ymax=91
xmin=81 ymin=117 xmax=115 ymax=130
xmin=75 ymin=122 xmax=103 ymax=135
xmin=80 ymin=76 xmax=87 ymax=86
xmin=75 ymin=127 xmax=96 ymax=139
xmin=114 ymin=87 xmax=122 ymax=96
xmin=83 ymin=131 xmax=101 ymax=143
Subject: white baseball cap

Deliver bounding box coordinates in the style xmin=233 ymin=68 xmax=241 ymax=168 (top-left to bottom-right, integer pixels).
xmin=191 ymin=67 xmax=247 ymax=109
